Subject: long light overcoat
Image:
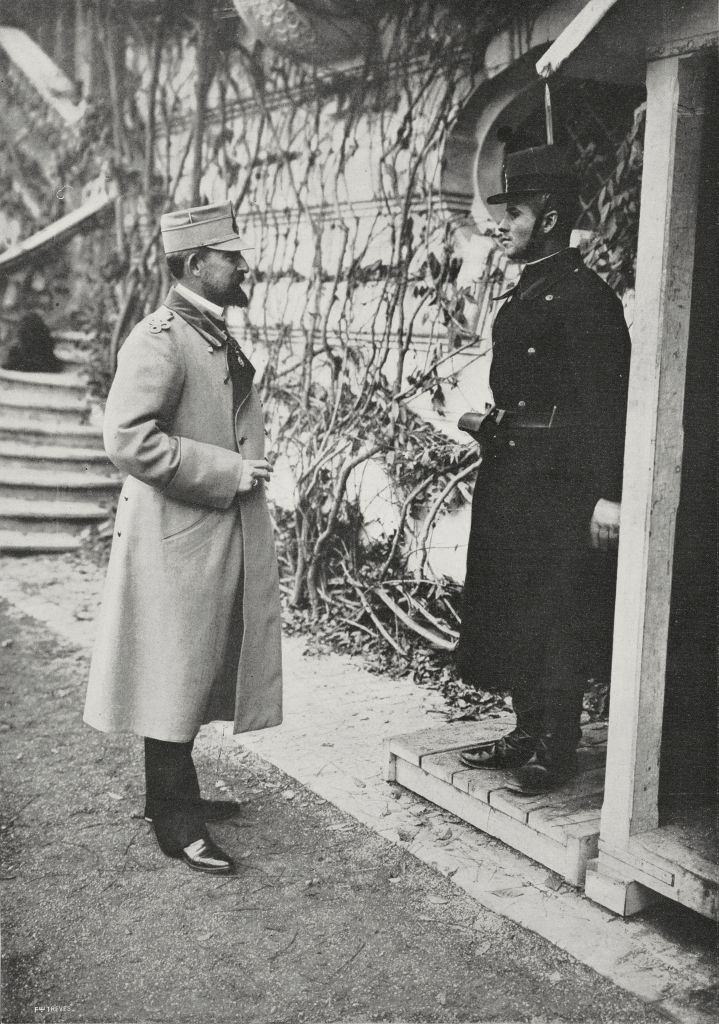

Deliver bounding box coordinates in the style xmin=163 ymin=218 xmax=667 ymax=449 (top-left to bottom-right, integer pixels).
xmin=84 ymin=290 xmax=282 ymax=742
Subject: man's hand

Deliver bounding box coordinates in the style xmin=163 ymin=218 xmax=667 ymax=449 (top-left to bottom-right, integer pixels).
xmin=237 ymin=458 xmax=272 ymax=495
xmin=590 ymin=498 xmax=620 ymax=551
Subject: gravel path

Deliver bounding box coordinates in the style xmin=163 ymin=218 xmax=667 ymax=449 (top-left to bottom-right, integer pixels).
xmin=0 ymin=597 xmax=677 ymax=1024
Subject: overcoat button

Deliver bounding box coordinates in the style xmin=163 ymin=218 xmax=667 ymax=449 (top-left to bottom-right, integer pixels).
xmin=527 ymin=347 xmax=536 ymax=355
xmin=238 ymin=436 xmax=246 ymax=445
xmin=508 ymin=440 xmax=516 ymax=448
xmin=545 ymin=294 xmax=554 ymax=301
xmin=518 ymin=400 xmax=526 ymax=408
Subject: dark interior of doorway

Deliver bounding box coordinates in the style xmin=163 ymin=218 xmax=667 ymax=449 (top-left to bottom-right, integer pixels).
xmin=659 ymin=67 xmax=717 ymax=860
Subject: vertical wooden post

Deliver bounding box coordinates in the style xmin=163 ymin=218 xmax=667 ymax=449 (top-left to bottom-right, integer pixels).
xmin=601 ymin=53 xmax=710 ymax=845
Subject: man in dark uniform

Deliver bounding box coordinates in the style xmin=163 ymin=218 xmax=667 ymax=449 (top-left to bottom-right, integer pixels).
xmin=457 ymin=145 xmax=630 ymax=794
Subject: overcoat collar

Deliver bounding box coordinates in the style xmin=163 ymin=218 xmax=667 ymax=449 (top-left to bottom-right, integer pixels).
xmin=516 ymin=247 xmax=583 ymax=301
xmin=492 ymin=247 xmax=583 ymax=303
xmin=163 ymin=287 xmax=228 ymax=349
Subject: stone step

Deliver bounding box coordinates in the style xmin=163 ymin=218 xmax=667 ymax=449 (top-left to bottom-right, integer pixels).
xmin=0 ymin=415 xmax=104 ymax=449
xmin=0 ymin=497 xmax=110 ymax=535
xmin=0 ymin=467 xmax=121 ymax=502
xmin=0 ymin=415 xmax=105 ymax=449
xmin=0 ymin=392 xmax=98 ymax=426
xmin=0 ymin=391 xmax=99 ymax=423
xmin=0 ymin=366 xmax=87 ymax=401
xmin=55 ymin=342 xmax=93 ymax=374
xmin=0 ymin=440 xmax=115 ymax=475
xmin=0 ymin=529 xmax=81 ymax=554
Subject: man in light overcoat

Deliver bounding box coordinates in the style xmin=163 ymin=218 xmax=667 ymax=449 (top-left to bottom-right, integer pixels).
xmin=85 ymin=201 xmax=283 ymax=875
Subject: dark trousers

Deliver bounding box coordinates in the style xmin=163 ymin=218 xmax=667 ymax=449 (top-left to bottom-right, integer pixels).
xmin=511 ymin=629 xmax=587 ymax=758
xmin=144 ymin=737 xmax=206 ymax=853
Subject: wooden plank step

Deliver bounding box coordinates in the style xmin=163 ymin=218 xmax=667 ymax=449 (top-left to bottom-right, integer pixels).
xmin=388 ymin=722 xmax=607 ymax=886
xmin=491 ymin=767 xmax=605 ymax=826
xmin=394 ymin=758 xmax=572 ymax=880
xmin=390 ymin=717 xmax=512 ymax=766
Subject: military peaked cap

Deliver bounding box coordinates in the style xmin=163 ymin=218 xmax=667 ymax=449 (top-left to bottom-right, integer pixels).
xmin=160 ymin=200 xmax=251 ymax=255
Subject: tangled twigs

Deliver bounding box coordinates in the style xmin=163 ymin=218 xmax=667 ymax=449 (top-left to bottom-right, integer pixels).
xmin=416 ymin=456 xmax=482 ymax=578
xmin=378 ymin=472 xmax=438 ymax=580
xmin=344 ymin=571 xmax=407 ymax=658
xmin=399 ymin=585 xmax=459 ymax=639
xmin=373 ymin=587 xmax=456 ymax=651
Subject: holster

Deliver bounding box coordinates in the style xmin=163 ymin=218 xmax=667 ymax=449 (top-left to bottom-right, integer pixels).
xmin=457 ymin=407 xmax=509 ymax=445
xmin=458 ymin=404 xmax=557 ymax=447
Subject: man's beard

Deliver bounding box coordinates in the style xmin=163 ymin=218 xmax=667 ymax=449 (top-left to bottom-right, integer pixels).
xmin=207 ymin=280 xmax=250 ymax=309
xmin=233 ymin=285 xmax=250 ymax=309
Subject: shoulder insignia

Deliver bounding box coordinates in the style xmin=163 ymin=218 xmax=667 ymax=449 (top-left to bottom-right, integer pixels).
xmin=147 ymin=309 xmax=175 ymax=334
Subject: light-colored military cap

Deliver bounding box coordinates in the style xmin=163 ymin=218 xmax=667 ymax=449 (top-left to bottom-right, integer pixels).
xmin=160 ymin=200 xmax=251 ymax=255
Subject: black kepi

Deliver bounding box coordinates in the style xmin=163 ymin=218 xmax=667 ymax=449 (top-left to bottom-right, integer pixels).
xmin=487 ymin=144 xmax=577 ymax=205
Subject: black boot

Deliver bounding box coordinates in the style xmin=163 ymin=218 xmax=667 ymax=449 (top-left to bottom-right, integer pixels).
xmin=460 ymin=684 xmax=541 ymax=770
xmin=504 ymin=738 xmax=578 ymax=794
xmin=144 ymin=737 xmax=234 ymax=873
xmin=504 ymin=694 xmax=582 ymax=794
xmin=460 ymin=728 xmax=538 ymax=770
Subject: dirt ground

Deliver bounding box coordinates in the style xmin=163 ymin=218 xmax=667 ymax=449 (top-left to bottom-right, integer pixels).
xmin=0 ymin=595 xmax=681 ymax=1024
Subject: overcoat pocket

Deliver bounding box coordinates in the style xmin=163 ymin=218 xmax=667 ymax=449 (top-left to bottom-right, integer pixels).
xmin=161 ymin=500 xmax=215 ymax=541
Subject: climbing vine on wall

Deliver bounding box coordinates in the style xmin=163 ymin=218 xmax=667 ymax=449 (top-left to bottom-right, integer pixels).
xmin=205 ymin=3 xmax=501 ymax=659
xmin=581 ymin=101 xmax=645 ymax=293
xmin=42 ymin=0 xmax=641 ymax=698
xmin=69 ymin=0 xmax=513 ymax=688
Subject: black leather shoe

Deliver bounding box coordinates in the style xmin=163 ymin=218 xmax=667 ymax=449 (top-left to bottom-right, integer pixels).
xmin=144 ymin=798 xmax=243 ymax=824
xmin=180 ymin=836 xmax=235 ymax=875
xmin=459 ymin=728 xmax=537 ymax=770
xmin=504 ymin=753 xmax=578 ymax=794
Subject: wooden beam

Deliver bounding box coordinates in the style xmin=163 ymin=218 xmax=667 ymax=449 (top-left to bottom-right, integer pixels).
xmin=601 ymin=52 xmax=711 ymax=844
xmin=535 ymin=0 xmax=621 ymax=78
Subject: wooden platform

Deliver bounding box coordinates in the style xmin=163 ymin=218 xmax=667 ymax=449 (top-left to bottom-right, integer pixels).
xmin=586 ymin=801 xmax=719 ymax=920
xmin=387 ymin=720 xmax=608 ymax=886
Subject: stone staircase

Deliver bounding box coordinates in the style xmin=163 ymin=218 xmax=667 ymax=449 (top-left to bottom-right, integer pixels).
xmin=0 ymin=355 xmax=120 ymax=554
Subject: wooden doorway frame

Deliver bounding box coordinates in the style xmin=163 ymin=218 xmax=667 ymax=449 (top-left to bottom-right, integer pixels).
xmin=586 ymin=48 xmax=717 ymax=919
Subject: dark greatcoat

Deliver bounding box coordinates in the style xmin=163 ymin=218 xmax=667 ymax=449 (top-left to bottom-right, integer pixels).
xmin=457 ymin=248 xmax=631 ymax=694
